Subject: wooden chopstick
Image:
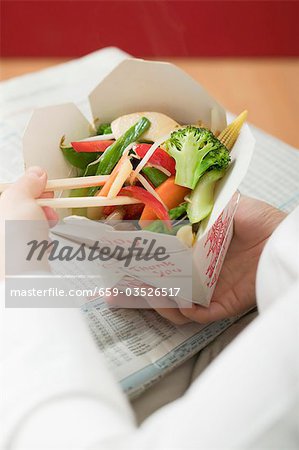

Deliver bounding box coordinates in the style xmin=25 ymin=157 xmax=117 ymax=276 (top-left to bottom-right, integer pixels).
xmin=37 ymin=196 xmax=140 ymax=209
xmin=0 ymin=175 xmax=109 ymax=193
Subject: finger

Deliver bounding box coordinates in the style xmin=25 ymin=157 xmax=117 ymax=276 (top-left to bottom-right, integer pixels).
xmin=42 ymin=206 xmax=59 ymax=226
xmin=6 ymin=167 xmax=47 ymax=200
xmin=146 ymin=295 xmax=191 ymax=325
xmin=39 ymin=192 xmax=59 ymax=225
xmin=40 ymin=191 xmax=54 ymax=199
xmin=152 ymin=307 xmax=191 ymax=325
xmin=180 ymin=301 xmax=229 ymax=324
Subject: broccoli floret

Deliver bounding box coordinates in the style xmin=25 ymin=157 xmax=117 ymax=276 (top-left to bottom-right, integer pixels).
xmin=97 ymin=123 xmax=112 ymax=135
xmin=165 ymin=126 xmax=230 ymax=189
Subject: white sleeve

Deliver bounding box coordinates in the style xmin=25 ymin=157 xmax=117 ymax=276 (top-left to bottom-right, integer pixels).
xmin=0 ymin=291 xmax=135 ymax=449
xmin=129 ymin=206 xmax=299 ymax=449
xmin=256 ymin=205 xmax=299 ymax=312
xmin=2 ymin=207 xmax=298 ymax=450
xmin=13 ymin=277 xmax=298 ymax=450
xmin=133 ymin=280 xmax=299 ymax=450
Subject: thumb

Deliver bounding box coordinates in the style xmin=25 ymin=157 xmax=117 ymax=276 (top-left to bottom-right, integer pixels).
xmin=10 ymin=167 xmax=47 ymax=200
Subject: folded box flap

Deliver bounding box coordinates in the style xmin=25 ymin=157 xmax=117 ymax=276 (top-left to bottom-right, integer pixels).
xmin=23 ymin=103 xmax=92 ymax=179
xmin=88 ymin=59 xmax=227 ymax=131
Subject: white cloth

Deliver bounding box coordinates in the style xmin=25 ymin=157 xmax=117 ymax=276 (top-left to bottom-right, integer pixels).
xmin=1 ymin=208 xmax=298 ymax=449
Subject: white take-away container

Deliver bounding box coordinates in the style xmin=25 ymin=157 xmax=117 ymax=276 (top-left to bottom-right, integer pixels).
xmin=22 ymin=58 xmax=255 ymax=306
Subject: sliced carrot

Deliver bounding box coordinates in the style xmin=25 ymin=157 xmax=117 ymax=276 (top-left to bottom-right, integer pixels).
xmin=88 ymin=153 xmax=133 ymax=220
xmin=107 ymin=158 xmax=133 ymax=198
xmin=139 ymin=176 xmax=190 ymax=223
xmin=98 ymin=153 xmax=130 ymax=197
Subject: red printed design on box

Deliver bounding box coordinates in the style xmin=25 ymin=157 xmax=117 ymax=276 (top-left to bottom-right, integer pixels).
xmin=204 ymin=210 xmax=232 ymax=288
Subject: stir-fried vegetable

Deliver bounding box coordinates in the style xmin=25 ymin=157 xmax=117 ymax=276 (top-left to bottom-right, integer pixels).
xmin=136 ymin=173 xmax=167 ymax=210
xmin=165 ymin=126 xmax=230 ymax=189
xmin=140 ymin=176 xmax=189 ymax=224
xmin=97 ymin=153 xmax=131 ymax=197
xmin=119 ymin=186 xmax=171 ymax=228
xmin=107 ymin=158 xmax=133 ymax=198
xmin=143 ymin=221 xmax=178 ymax=235
xmin=144 ymin=202 xmax=188 ymax=235
xmin=123 ymin=204 xmax=144 ymax=220
xmin=134 ymin=144 xmax=176 ymax=175
xmin=71 ymin=140 xmax=114 ymax=153
xmin=97 ymin=123 xmax=112 ymax=135
xmin=102 ymin=204 xmax=145 ymax=220
xmin=87 ymin=154 xmax=133 ymax=220
xmin=187 ymin=168 xmax=226 ymax=224
xmin=168 ymin=202 xmax=188 ymax=220
xmin=130 ymin=133 xmax=173 ymax=183
xmin=141 ymin=166 xmax=168 ymax=187
xmin=111 ymin=112 xmax=179 ymax=142
xmin=58 ymin=110 xmax=243 ymax=240
xmin=87 ymin=117 xmax=150 ymax=196
xmin=60 ymin=145 xmax=102 ymax=170
xmin=176 ymin=225 xmax=194 ymax=248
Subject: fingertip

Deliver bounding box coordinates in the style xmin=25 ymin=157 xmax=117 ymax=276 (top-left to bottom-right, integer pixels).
xmin=25 ymin=167 xmax=47 ymax=188
xmin=40 ymin=191 xmax=54 ymax=199
xmin=15 ymin=166 xmax=47 ymax=199
xmin=26 ymin=166 xmax=47 ymax=180
xmin=179 ymin=304 xmax=212 ymax=324
xmin=42 ymin=206 xmax=59 ymax=226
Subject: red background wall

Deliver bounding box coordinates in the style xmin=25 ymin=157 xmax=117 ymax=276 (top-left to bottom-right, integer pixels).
xmin=1 ymin=0 xmax=299 ymax=57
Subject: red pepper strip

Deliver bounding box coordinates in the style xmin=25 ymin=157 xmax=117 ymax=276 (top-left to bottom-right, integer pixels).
xmin=71 ymin=140 xmax=114 ymax=153
xmin=124 ymin=203 xmax=144 ymax=220
xmin=119 ymin=186 xmax=171 ymax=229
xmin=134 ymin=144 xmax=176 ymax=175
xmin=103 ymin=204 xmax=144 ymax=220
xmin=103 ymin=205 xmax=116 ymax=217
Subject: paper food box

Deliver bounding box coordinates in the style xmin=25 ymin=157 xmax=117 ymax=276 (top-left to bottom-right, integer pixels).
xmin=22 ymin=58 xmax=255 ymax=307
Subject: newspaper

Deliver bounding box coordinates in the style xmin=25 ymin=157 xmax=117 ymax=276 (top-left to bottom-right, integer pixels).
xmin=1 ymin=47 xmax=299 ymax=399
